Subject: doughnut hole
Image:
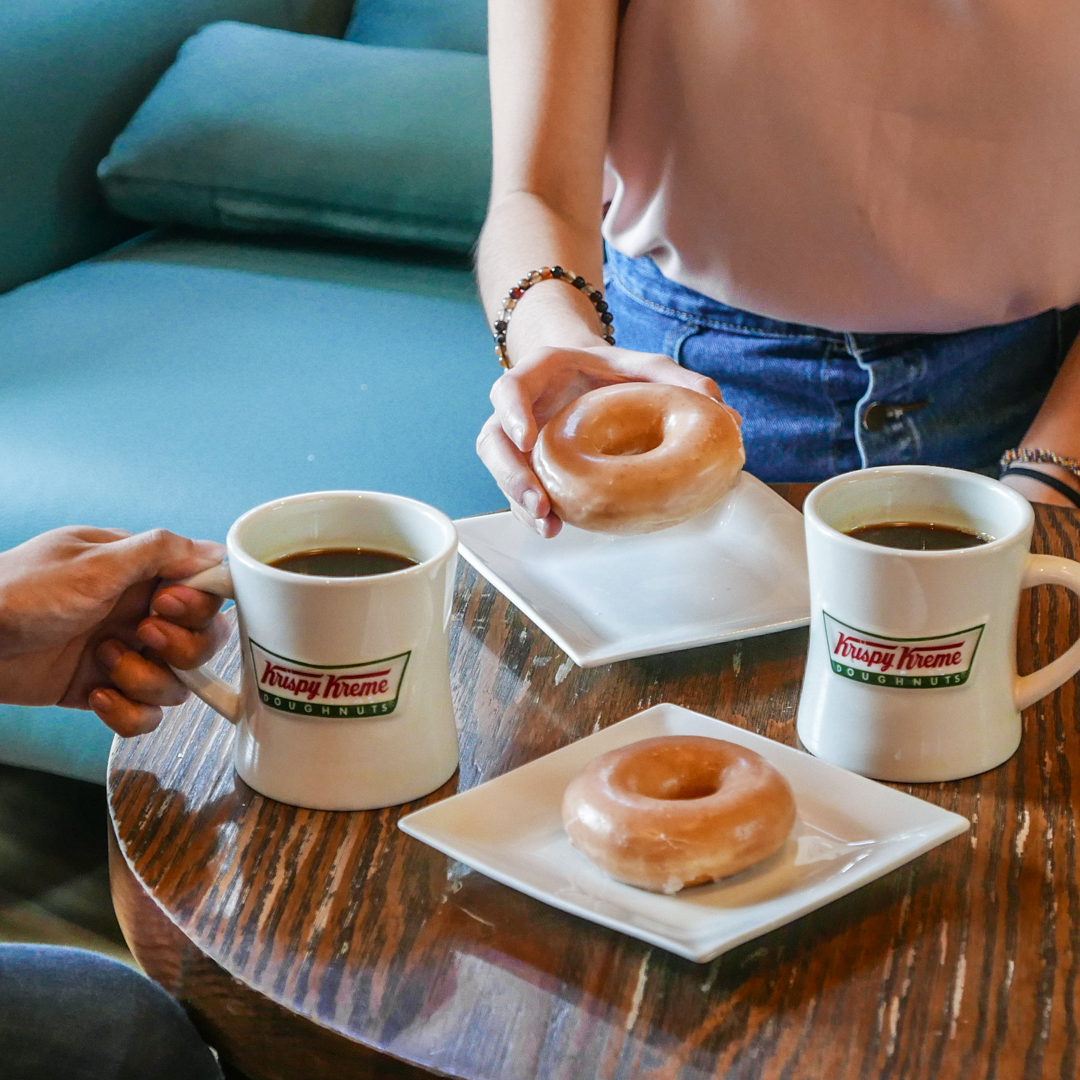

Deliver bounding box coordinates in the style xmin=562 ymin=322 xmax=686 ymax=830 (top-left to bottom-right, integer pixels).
xmin=573 ymin=400 xmax=666 ymax=457
xmin=612 ymin=747 xmax=725 ymax=801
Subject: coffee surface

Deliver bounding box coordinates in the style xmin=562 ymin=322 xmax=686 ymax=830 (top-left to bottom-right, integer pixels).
xmin=268 ymin=547 xmax=417 ymax=577
xmin=846 ymin=522 xmax=988 ymax=550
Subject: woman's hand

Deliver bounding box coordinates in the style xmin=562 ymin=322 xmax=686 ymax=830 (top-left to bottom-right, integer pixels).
xmin=477 ymin=343 xmax=734 ymax=537
xmin=0 ymin=527 xmax=229 ymax=736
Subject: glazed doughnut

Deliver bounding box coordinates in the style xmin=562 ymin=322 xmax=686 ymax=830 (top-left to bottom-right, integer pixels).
xmin=562 ymin=736 xmax=796 ymax=894
xmin=531 ymin=383 xmax=744 ymax=534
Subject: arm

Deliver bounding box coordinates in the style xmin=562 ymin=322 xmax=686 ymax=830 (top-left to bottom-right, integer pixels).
xmin=478 ymin=0 xmax=615 ymax=349
xmin=477 ymin=0 xmax=725 ymax=537
xmin=1000 ymin=333 xmax=1080 ymax=506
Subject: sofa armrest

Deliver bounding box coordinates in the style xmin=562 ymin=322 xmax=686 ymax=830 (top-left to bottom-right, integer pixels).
xmin=0 ymin=0 xmax=353 ymax=294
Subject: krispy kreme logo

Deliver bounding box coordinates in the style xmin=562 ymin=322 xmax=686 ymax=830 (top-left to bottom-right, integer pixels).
xmin=249 ymin=640 xmax=410 ymax=718
xmin=823 ymin=612 xmax=984 ymax=689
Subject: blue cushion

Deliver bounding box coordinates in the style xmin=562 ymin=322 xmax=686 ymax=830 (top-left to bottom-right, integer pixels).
xmin=345 ymin=0 xmax=486 ymax=54
xmin=0 ymin=231 xmax=501 ymax=782
xmin=98 ymin=22 xmax=492 ymax=252
xmin=0 ymin=707 xmax=115 ymax=787
xmin=0 ymin=0 xmax=346 ymax=294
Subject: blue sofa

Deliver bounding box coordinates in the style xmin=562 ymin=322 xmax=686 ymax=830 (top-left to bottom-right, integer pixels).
xmin=0 ymin=0 xmax=500 ymax=783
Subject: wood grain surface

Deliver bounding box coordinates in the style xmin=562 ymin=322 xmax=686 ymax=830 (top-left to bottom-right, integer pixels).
xmin=109 ymin=496 xmax=1080 ymax=1080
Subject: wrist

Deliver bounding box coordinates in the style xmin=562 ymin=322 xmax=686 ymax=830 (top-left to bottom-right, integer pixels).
xmin=496 ymin=270 xmax=614 ymax=368
xmin=1001 ymin=462 xmax=1080 ymax=509
xmin=1006 ymin=460 xmax=1080 ymax=492
xmin=508 ymin=321 xmax=610 ymax=361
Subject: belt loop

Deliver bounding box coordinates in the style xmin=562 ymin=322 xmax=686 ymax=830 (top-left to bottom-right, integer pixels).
xmin=667 ymin=322 xmax=703 ymax=366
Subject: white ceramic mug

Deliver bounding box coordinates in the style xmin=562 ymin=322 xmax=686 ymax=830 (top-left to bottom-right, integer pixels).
xmin=796 ymin=466 xmax=1080 ymax=782
xmin=172 ymin=491 xmax=460 ymax=810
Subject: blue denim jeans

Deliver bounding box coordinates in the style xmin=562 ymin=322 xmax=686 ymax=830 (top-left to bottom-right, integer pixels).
xmin=604 ymin=248 xmax=1080 ymax=482
xmin=0 ymin=945 xmax=223 ymax=1079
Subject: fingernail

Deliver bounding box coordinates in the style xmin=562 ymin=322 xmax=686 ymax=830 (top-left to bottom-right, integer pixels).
xmin=97 ymin=641 xmax=125 ymax=672
xmin=137 ymin=624 xmax=168 ymax=651
xmin=194 ymin=540 xmax=226 ymax=559
xmin=510 ymin=423 xmax=526 ymax=448
xmin=151 ymin=592 xmax=185 ymax=618
xmin=89 ymin=688 xmax=113 ymax=712
xmin=523 ymin=490 xmax=540 ymax=516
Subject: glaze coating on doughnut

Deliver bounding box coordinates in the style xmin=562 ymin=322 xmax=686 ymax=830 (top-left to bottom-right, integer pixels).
xmin=562 ymin=735 xmax=796 ymax=894
xmin=532 ymin=383 xmax=745 ymax=534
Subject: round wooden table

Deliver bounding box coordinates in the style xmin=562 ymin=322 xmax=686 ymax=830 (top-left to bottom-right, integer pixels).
xmin=108 ymin=493 xmax=1080 ymax=1080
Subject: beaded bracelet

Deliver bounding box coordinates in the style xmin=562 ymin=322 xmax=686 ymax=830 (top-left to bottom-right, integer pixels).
xmin=1000 ymin=447 xmax=1080 ymax=480
xmin=493 ymin=266 xmax=615 ymax=369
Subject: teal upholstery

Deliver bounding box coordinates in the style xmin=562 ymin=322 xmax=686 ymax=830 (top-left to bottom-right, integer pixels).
xmin=345 ymin=0 xmax=486 ymax=54
xmin=0 ymin=708 xmax=116 ymax=791
xmin=99 ymin=23 xmax=491 ymax=251
xmin=1 ymin=0 xmax=499 ymax=785
xmin=0 ymin=0 xmax=352 ymax=295
xmin=0 ymin=230 xmax=499 ymax=782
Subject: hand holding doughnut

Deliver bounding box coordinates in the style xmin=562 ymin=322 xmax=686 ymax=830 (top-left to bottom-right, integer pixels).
xmin=532 ymin=383 xmax=745 ymax=534
xmin=562 ymin=736 xmax=797 ymax=894
xmin=478 ymin=344 xmax=732 ymax=538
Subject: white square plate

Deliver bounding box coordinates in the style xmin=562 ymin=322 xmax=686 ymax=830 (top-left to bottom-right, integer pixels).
xmin=399 ymin=704 xmax=969 ymax=963
xmin=454 ymin=473 xmax=810 ymax=667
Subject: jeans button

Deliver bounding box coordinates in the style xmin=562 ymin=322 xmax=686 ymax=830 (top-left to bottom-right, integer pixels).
xmin=861 ymin=400 xmax=930 ymax=432
xmin=862 ymin=402 xmax=888 ymax=432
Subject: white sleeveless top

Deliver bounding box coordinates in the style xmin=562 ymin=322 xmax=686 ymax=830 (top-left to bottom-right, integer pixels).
xmin=603 ymin=0 xmax=1080 ymax=332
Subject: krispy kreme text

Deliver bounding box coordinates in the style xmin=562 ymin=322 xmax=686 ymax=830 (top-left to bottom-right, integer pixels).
xmin=823 ymin=612 xmax=984 ymax=689
xmin=249 ymin=640 xmax=410 ymax=718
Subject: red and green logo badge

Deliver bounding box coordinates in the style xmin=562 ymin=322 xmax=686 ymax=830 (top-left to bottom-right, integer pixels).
xmin=250 ymin=640 xmax=410 ymax=718
xmin=823 ymin=612 xmax=984 ymax=689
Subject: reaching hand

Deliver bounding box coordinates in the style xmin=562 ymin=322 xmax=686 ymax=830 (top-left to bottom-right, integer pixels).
xmin=477 ymin=343 xmax=735 ymax=537
xmin=0 ymin=527 xmax=229 ymax=737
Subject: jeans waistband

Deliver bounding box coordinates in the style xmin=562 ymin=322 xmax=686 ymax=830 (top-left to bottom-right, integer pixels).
xmin=603 ymin=246 xmax=1024 ymax=354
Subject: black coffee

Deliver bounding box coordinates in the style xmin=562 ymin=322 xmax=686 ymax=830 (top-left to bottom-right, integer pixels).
xmin=846 ymin=522 xmax=988 ymax=551
xmin=269 ymin=547 xmax=418 ymax=577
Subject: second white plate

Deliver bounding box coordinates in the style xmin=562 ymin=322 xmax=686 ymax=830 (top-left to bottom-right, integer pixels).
xmin=399 ymin=704 xmax=970 ymax=963
xmin=455 ymin=472 xmax=810 ymax=667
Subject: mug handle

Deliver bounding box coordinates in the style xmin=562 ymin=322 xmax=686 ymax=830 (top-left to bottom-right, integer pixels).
xmin=1015 ymin=554 xmax=1080 ymax=711
xmin=166 ymin=563 xmax=242 ymax=724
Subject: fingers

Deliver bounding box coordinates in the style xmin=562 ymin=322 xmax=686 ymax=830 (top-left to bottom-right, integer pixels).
xmin=63 ymin=527 xmax=133 ymax=544
xmin=489 ymin=346 xmax=622 ymax=446
xmin=489 ymin=374 xmax=539 ymax=452
xmin=477 ymin=414 xmax=561 ymax=536
xmin=477 ymin=415 xmax=547 ymax=510
xmin=489 ymin=345 xmax=736 ymax=455
xmin=97 ymin=639 xmax=189 ymax=707
xmin=150 ymin=584 xmax=225 ymax=629
xmin=488 ymin=346 xmax=617 ymax=453
xmin=510 ymin=500 xmax=563 ymax=539
xmin=607 ymin=349 xmax=731 ymax=409
xmin=94 ymin=529 xmax=226 ymax=586
xmin=91 ymin=600 xmax=230 ymax=734
xmin=135 ymin=611 xmax=230 ymax=670
xmin=88 ymin=687 xmax=163 ymax=738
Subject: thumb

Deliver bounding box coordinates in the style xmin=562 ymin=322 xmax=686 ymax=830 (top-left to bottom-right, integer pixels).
xmin=93 ymin=529 xmax=226 ymax=586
